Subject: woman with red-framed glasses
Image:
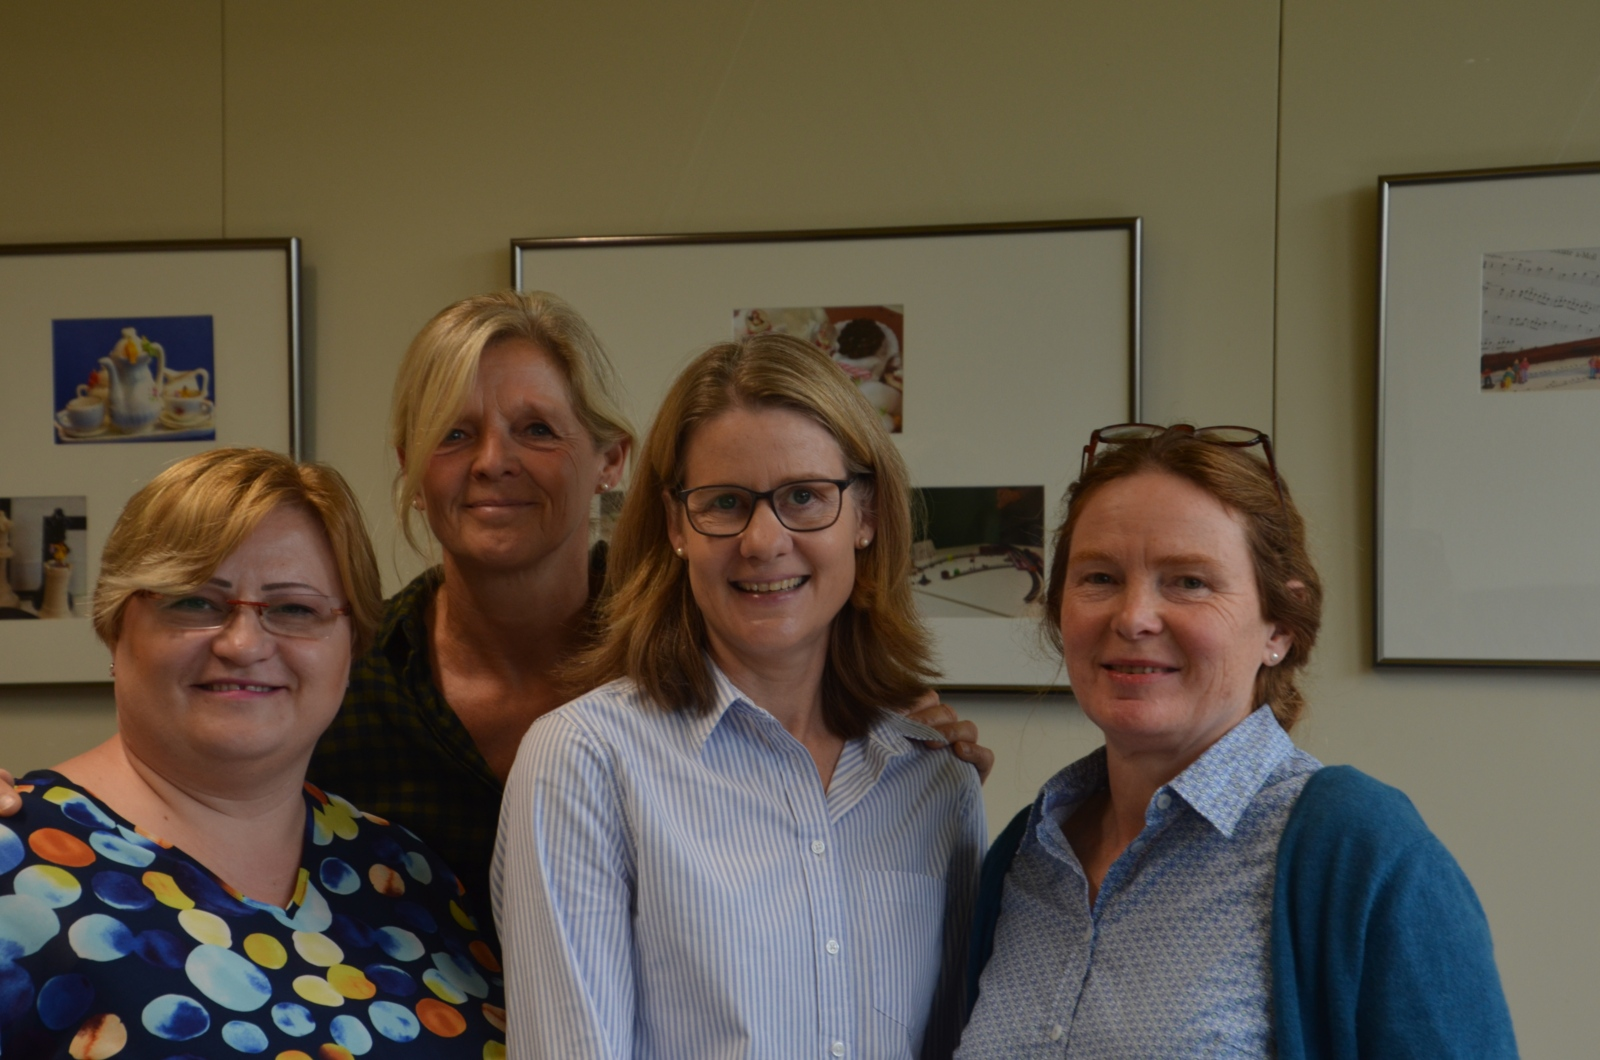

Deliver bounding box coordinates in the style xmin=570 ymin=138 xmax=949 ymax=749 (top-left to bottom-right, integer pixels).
xmin=959 ymin=424 xmax=1515 ymax=1057
xmin=0 ymin=450 xmax=506 ymax=1057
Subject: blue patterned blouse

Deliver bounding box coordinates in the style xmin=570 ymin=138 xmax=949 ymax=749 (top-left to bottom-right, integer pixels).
xmin=957 ymin=706 xmax=1320 ymax=1058
xmin=0 ymin=771 xmax=505 ymax=1058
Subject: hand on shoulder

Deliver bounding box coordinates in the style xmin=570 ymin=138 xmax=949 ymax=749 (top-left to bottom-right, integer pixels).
xmin=904 ymin=691 xmax=995 ymax=784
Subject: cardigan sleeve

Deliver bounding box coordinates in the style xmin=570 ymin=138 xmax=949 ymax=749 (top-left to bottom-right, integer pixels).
xmin=1271 ymin=765 xmax=1518 ymax=1060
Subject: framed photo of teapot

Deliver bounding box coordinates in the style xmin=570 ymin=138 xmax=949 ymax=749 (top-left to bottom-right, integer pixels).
xmin=0 ymin=238 xmax=301 ymax=683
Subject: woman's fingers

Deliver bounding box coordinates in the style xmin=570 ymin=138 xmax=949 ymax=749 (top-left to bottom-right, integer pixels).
xmin=0 ymin=769 xmax=19 ymax=815
xmin=904 ymin=696 xmax=995 ymax=785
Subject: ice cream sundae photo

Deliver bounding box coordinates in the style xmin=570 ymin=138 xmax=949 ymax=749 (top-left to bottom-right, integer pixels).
xmin=733 ymin=303 xmax=904 ymax=431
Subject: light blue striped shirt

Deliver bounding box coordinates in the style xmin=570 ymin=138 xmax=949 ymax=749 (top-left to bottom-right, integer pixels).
xmin=493 ymin=664 xmax=986 ymax=1060
xmin=957 ymin=706 xmax=1320 ymax=1058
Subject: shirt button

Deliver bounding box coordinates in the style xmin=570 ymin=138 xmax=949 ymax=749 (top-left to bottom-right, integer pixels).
xmin=811 ymin=839 xmax=827 ymax=856
xmin=830 ymin=1041 xmax=845 ymax=1057
xmin=1155 ymin=793 xmax=1172 ymax=810
xmin=1048 ymin=1023 xmax=1064 ymax=1041
xmin=825 ymin=938 xmax=841 ymax=955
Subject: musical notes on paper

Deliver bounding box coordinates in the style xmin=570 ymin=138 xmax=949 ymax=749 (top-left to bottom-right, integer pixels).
xmin=1479 ymin=248 xmax=1600 ymax=392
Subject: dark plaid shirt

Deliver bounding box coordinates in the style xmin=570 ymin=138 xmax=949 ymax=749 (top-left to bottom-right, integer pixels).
xmin=310 ymin=567 xmax=506 ymax=946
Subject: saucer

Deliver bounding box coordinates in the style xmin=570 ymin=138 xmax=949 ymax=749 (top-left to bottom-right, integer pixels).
xmin=55 ymin=410 xmax=109 ymax=439
xmin=160 ymin=409 xmax=214 ymax=431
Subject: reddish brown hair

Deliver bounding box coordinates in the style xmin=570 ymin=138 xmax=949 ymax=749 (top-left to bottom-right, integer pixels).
xmin=1043 ymin=430 xmax=1323 ymax=729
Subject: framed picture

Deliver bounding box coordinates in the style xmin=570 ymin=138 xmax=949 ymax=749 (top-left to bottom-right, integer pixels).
xmin=1376 ymin=161 xmax=1600 ymax=666
xmin=0 ymin=238 xmax=301 ymax=683
xmin=514 ymin=219 xmax=1141 ymax=690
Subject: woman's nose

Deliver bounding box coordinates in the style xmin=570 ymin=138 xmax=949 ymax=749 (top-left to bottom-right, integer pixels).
xmin=211 ymin=604 xmax=277 ymax=662
xmin=1113 ymin=581 xmax=1163 ymax=638
xmin=739 ymin=499 xmax=792 ymax=558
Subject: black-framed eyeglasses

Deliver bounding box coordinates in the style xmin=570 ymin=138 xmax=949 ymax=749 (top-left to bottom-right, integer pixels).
xmin=140 ymin=589 xmax=352 ymax=640
xmin=674 ymin=476 xmax=861 ymax=537
xmin=1081 ymin=423 xmax=1284 ymax=504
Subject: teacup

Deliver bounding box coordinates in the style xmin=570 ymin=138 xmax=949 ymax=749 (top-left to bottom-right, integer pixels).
xmin=166 ymin=396 xmax=212 ymax=421
xmin=65 ymin=396 xmax=106 ymax=432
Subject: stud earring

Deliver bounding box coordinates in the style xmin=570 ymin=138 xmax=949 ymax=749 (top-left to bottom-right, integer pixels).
xmin=857 ymin=537 xmax=871 ymax=549
xmin=411 ymin=497 xmax=424 ymax=511
xmin=1268 ymin=652 xmax=1281 ymax=664
xmin=108 ymin=663 xmax=115 ymax=679
xmin=675 ymin=547 xmax=684 ymax=557
xmin=597 ymin=482 xmax=611 ymax=493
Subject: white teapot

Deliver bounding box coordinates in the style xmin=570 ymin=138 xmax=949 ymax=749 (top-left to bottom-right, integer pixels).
xmin=101 ymin=327 xmax=165 ymax=434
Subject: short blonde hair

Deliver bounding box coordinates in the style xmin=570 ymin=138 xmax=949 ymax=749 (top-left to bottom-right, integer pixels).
xmin=94 ymin=449 xmax=383 ymax=657
xmin=390 ymin=290 xmax=635 ymax=551
xmin=572 ymin=333 xmax=936 ymax=739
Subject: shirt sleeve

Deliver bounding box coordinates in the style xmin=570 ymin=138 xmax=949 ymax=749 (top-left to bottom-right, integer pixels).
xmin=493 ymin=713 xmax=637 ymax=1059
xmin=921 ymin=778 xmax=988 ymax=1060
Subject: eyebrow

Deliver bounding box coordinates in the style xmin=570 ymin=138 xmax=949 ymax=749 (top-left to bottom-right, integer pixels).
xmin=1067 ymin=550 xmax=1221 ymax=568
xmin=682 ymin=474 xmax=847 ymax=490
xmin=206 ymin=578 xmax=331 ymax=594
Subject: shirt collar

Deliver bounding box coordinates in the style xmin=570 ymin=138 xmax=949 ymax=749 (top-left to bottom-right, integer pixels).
xmin=688 ymin=658 xmax=944 ymax=757
xmin=1032 ymin=704 xmax=1294 ymax=840
xmin=1166 ymin=704 xmax=1295 ymax=837
xmin=379 ymin=566 xmax=442 ymax=665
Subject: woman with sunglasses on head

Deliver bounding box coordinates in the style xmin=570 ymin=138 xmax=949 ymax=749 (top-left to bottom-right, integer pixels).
xmin=494 ymin=334 xmax=986 ymax=1059
xmin=0 ymin=450 xmax=504 ymax=1057
xmin=957 ymin=425 xmax=1516 ymax=1059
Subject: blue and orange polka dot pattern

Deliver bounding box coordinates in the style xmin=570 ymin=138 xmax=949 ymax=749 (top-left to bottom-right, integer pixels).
xmin=0 ymin=772 xmax=504 ymax=1057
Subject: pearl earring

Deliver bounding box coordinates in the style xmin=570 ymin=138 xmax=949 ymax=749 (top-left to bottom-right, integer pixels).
xmin=597 ymin=482 xmax=611 ymax=493
xmin=108 ymin=663 xmax=115 ymax=679
xmin=1269 ymin=652 xmax=1281 ymax=664
xmin=857 ymin=537 xmax=871 ymax=549
xmin=675 ymin=547 xmax=684 ymax=557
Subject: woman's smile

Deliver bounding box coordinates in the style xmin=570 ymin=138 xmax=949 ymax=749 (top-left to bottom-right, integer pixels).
xmin=733 ymin=575 xmax=809 ymax=594
xmin=670 ymin=405 xmax=871 ymax=685
xmin=1060 ymin=470 xmax=1290 ymax=762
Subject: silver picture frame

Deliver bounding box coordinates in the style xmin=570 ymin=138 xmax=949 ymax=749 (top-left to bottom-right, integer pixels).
xmin=1376 ymin=161 xmax=1600 ymax=667
xmin=0 ymin=238 xmax=302 ymax=683
xmin=513 ymin=219 xmax=1141 ymax=691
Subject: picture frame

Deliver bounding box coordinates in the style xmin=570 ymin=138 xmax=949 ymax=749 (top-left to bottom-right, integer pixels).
xmin=0 ymin=238 xmax=302 ymax=683
xmin=514 ymin=219 xmax=1141 ymax=690
xmin=1376 ymin=161 xmax=1600 ymax=667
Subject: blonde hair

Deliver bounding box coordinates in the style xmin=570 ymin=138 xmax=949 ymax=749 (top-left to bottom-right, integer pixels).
xmin=390 ymin=290 xmax=635 ymax=551
xmin=94 ymin=448 xmax=383 ymax=657
xmin=1043 ymin=430 xmax=1323 ymax=729
xmin=571 ymin=333 xmax=936 ymax=739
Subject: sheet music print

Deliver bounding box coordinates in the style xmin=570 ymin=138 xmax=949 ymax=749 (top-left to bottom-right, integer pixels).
xmin=1480 ymin=247 xmax=1600 ymax=391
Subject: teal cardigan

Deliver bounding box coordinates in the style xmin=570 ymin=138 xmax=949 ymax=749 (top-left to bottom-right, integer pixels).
xmin=966 ymin=766 xmax=1518 ymax=1058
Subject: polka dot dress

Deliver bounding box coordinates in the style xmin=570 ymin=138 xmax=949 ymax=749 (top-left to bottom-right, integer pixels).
xmin=0 ymin=772 xmax=505 ymax=1058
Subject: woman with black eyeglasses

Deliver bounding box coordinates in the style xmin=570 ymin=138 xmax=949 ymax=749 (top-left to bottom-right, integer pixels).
xmin=0 ymin=450 xmax=505 ymax=1057
xmin=956 ymin=425 xmax=1516 ymax=1059
xmin=493 ymin=334 xmax=985 ymax=1058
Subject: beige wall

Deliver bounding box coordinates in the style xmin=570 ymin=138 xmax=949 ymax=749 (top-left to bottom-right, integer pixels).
xmin=3 ymin=0 xmax=1596 ymax=1050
